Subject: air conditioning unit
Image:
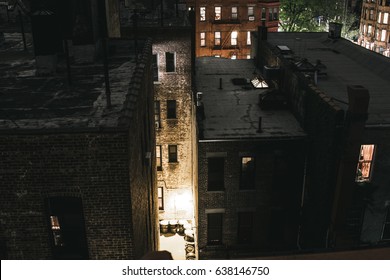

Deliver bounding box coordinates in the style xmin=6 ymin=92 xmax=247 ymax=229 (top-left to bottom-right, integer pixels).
xmin=248 ymin=16 xmax=255 ymax=21
xmin=155 ymin=121 xmax=160 ymax=129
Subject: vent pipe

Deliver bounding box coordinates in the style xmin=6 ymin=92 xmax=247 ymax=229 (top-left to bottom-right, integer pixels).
xmin=219 ymin=78 xmax=223 ymax=89
xmin=257 ymin=117 xmax=262 ymax=133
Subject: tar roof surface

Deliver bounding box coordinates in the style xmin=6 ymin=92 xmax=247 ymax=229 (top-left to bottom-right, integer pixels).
xmin=0 ymin=33 xmax=140 ymax=130
xmin=195 ymin=57 xmax=306 ymax=140
xmin=267 ymin=32 xmax=390 ymax=125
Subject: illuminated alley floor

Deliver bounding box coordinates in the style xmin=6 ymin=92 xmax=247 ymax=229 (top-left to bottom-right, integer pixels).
xmin=159 ymin=232 xmax=186 ymax=260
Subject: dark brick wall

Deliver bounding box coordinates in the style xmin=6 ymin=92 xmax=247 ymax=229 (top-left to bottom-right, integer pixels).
xmin=198 ymin=139 xmax=305 ymax=259
xmin=256 ymin=40 xmax=346 ymax=249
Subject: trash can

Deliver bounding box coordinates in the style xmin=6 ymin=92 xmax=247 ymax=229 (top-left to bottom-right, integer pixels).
xmin=159 ymin=220 xmax=169 ymax=234
xmin=168 ymin=220 xmax=178 ymax=233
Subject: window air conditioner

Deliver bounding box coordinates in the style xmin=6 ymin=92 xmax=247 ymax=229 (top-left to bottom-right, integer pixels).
xmin=248 ymin=16 xmax=255 ymax=21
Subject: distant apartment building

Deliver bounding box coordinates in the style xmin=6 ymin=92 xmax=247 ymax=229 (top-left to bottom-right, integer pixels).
xmin=185 ymin=0 xmax=279 ymax=59
xmin=358 ymin=0 xmax=390 ymax=57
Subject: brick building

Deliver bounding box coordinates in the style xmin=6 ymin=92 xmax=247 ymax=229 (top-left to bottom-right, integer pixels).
xmin=195 ymin=58 xmax=306 ymax=259
xmin=185 ymin=0 xmax=279 ymax=59
xmin=254 ymin=26 xmax=390 ymax=250
xmin=358 ymin=0 xmax=390 ymax=57
xmin=0 ymin=2 xmax=158 ymax=259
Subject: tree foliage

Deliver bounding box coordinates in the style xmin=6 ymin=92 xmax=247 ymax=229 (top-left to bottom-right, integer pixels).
xmin=279 ymin=0 xmax=350 ymax=32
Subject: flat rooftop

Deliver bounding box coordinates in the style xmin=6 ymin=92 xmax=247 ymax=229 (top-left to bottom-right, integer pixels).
xmin=266 ymin=32 xmax=390 ymax=125
xmin=0 ymin=33 xmax=142 ymax=130
xmin=195 ymin=57 xmax=306 ymax=140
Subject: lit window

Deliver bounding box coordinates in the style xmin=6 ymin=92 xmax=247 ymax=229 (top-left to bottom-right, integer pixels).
xmin=356 ymin=144 xmax=375 ymax=183
xmin=231 ymin=54 xmax=237 ymax=59
xmin=165 ymin=52 xmax=175 ymax=72
xmin=237 ymin=212 xmax=253 ymax=244
xmin=156 ymin=145 xmax=162 ymax=171
xmin=158 ymin=187 xmax=164 ymax=210
xmin=215 ymin=6 xmax=221 ymax=20
xmin=50 ymin=216 xmax=63 ymax=247
xmin=207 ymin=213 xmax=223 ymax=245
xmin=167 ymin=100 xmax=176 ymax=119
xmin=214 ymin=31 xmax=221 ymax=46
xmin=384 ymin=13 xmax=389 ymax=24
xmin=231 ymin=31 xmax=238 ymax=46
xmin=381 ymin=30 xmax=387 ymax=41
xmin=232 ymin=6 xmax=238 ymax=19
xmin=200 ymin=32 xmax=206 ymax=47
xmin=208 ymin=157 xmax=224 ymax=191
xmin=368 ymin=25 xmax=372 ymax=35
xmin=378 ymin=12 xmax=382 ymax=23
xmin=200 ymin=7 xmax=206 ymax=21
xmin=240 ymin=157 xmax=255 ymax=189
xmin=248 ymin=6 xmax=254 ymax=20
xmin=247 ymin=31 xmax=251 ymax=45
xmin=154 ymin=100 xmax=161 ymax=128
xmin=369 ymin=9 xmax=374 ymax=20
xmin=246 ymin=54 xmax=251 ymax=59
xmin=168 ymin=145 xmax=178 ymax=162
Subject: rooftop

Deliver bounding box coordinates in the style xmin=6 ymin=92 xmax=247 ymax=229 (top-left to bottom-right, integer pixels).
xmin=195 ymin=57 xmax=306 ymax=140
xmin=0 ymin=33 xmax=144 ymax=130
xmin=266 ymin=32 xmax=390 ymax=125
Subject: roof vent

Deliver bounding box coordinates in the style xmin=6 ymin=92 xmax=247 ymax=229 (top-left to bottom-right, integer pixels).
xmin=328 ymin=22 xmax=343 ymax=39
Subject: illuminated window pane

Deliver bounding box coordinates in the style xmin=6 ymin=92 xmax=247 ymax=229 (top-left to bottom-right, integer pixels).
xmin=231 ymin=31 xmax=238 ymax=46
xmin=384 ymin=13 xmax=389 ymax=24
xmin=200 ymin=32 xmax=206 ymax=47
xmin=200 ymin=7 xmax=206 ymax=21
xmin=248 ymin=6 xmax=254 ymax=17
xmin=215 ymin=6 xmax=221 ymax=20
xmin=214 ymin=31 xmax=221 ymax=46
xmin=356 ymin=144 xmax=375 ymax=182
xmin=247 ymin=31 xmax=251 ymax=45
xmin=232 ymin=7 xmax=238 ymax=19
xmin=158 ymin=187 xmax=164 ymax=210
xmin=156 ymin=145 xmax=162 ymax=171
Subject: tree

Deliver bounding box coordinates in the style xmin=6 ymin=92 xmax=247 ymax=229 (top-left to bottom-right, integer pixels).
xmin=279 ymin=0 xmax=349 ymax=32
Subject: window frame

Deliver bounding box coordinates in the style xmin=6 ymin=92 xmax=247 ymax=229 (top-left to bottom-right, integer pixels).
xmin=207 ymin=157 xmax=225 ymax=191
xmin=231 ymin=31 xmax=238 ymax=46
xmin=167 ymin=100 xmax=177 ymax=119
xmin=154 ymin=100 xmax=161 ymax=128
xmin=231 ymin=6 xmax=238 ymax=20
xmin=246 ymin=31 xmax=251 ymax=45
xmin=214 ymin=31 xmax=221 ymax=46
xmin=200 ymin=6 xmax=206 ymax=21
xmin=248 ymin=6 xmax=254 ymax=20
xmin=156 ymin=145 xmax=162 ymax=171
xmin=158 ymin=186 xmax=164 ymax=210
xmin=207 ymin=213 xmax=223 ymax=245
xmin=152 ymin=53 xmax=159 ymax=82
xmin=355 ymin=144 xmax=376 ymax=183
xmin=168 ymin=145 xmax=178 ymax=163
xmin=240 ymin=156 xmax=256 ymax=190
xmin=165 ymin=52 xmax=175 ymax=73
xmin=200 ymin=32 xmax=206 ymax=47
xmin=215 ymin=6 xmax=221 ymax=21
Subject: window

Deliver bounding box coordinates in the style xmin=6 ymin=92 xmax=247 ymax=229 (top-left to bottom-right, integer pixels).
xmin=231 ymin=6 xmax=238 ymax=19
xmin=237 ymin=212 xmax=254 ymax=244
xmin=158 ymin=187 xmax=164 ymax=210
xmin=215 ymin=6 xmax=221 ymax=20
xmin=208 ymin=157 xmax=224 ymax=191
xmin=154 ymin=100 xmax=161 ymax=128
xmin=381 ymin=29 xmax=387 ymax=41
xmin=167 ymin=100 xmax=176 ymax=119
xmin=269 ymin=8 xmax=273 ymax=21
xmin=152 ymin=54 xmax=158 ymax=81
xmin=261 ymin=8 xmax=266 ymax=20
xmin=156 ymin=145 xmax=162 ymax=171
xmin=47 ymin=197 xmax=89 ymax=259
xmin=246 ymin=31 xmax=251 ymax=45
xmin=382 ymin=206 xmax=390 ymax=240
xmin=246 ymin=54 xmax=251 ymax=59
xmin=200 ymin=32 xmax=206 ymax=47
xmin=356 ymin=144 xmax=375 ymax=183
xmin=369 ymin=9 xmax=374 ymax=20
xmin=207 ymin=213 xmax=223 ymax=245
xmin=248 ymin=6 xmax=254 ymax=20
xmin=240 ymin=157 xmax=255 ymax=189
xmin=168 ymin=145 xmax=178 ymax=162
xmin=378 ymin=12 xmax=382 ymax=23
xmin=200 ymin=7 xmax=206 ymax=21
xmin=214 ymin=31 xmax=221 ymax=46
xmin=231 ymin=31 xmax=238 ymax=46
xmin=273 ymin=8 xmax=278 ymax=20
xmin=165 ymin=52 xmax=175 ymax=72
xmin=364 ymin=24 xmax=367 ymax=35
xmin=368 ymin=24 xmax=372 ymax=35
xmin=384 ymin=13 xmax=389 ymax=24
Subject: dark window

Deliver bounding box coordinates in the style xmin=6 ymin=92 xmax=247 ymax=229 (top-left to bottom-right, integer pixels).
xmin=167 ymin=100 xmax=177 ymax=119
xmin=207 ymin=213 xmax=223 ymax=245
xmin=273 ymin=8 xmax=278 ymax=20
xmin=382 ymin=206 xmax=390 ymax=240
xmin=268 ymin=8 xmax=273 ymax=21
xmin=158 ymin=187 xmax=164 ymax=210
xmin=154 ymin=100 xmax=161 ymax=128
xmin=165 ymin=52 xmax=175 ymax=72
xmin=152 ymin=54 xmax=158 ymax=81
xmin=237 ymin=212 xmax=254 ymax=244
xmin=240 ymin=157 xmax=256 ymax=189
xmin=168 ymin=145 xmax=178 ymax=162
xmin=208 ymin=157 xmax=224 ymax=191
xmin=46 ymin=197 xmax=89 ymax=259
xmin=156 ymin=145 xmax=162 ymax=171
xmin=261 ymin=8 xmax=266 ymax=20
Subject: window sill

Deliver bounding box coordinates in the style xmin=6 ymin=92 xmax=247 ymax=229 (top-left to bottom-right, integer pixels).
xmin=206 ymin=190 xmax=225 ymax=193
xmin=168 ymin=161 xmax=179 ymax=164
xmin=153 ymin=81 xmax=161 ymax=84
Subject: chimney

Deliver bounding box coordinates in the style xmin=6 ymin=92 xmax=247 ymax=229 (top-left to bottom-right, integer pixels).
xmin=328 ymin=22 xmax=343 ymax=39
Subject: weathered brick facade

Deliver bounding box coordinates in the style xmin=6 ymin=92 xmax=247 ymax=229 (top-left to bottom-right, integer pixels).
xmin=0 ymin=39 xmax=158 ymax=260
